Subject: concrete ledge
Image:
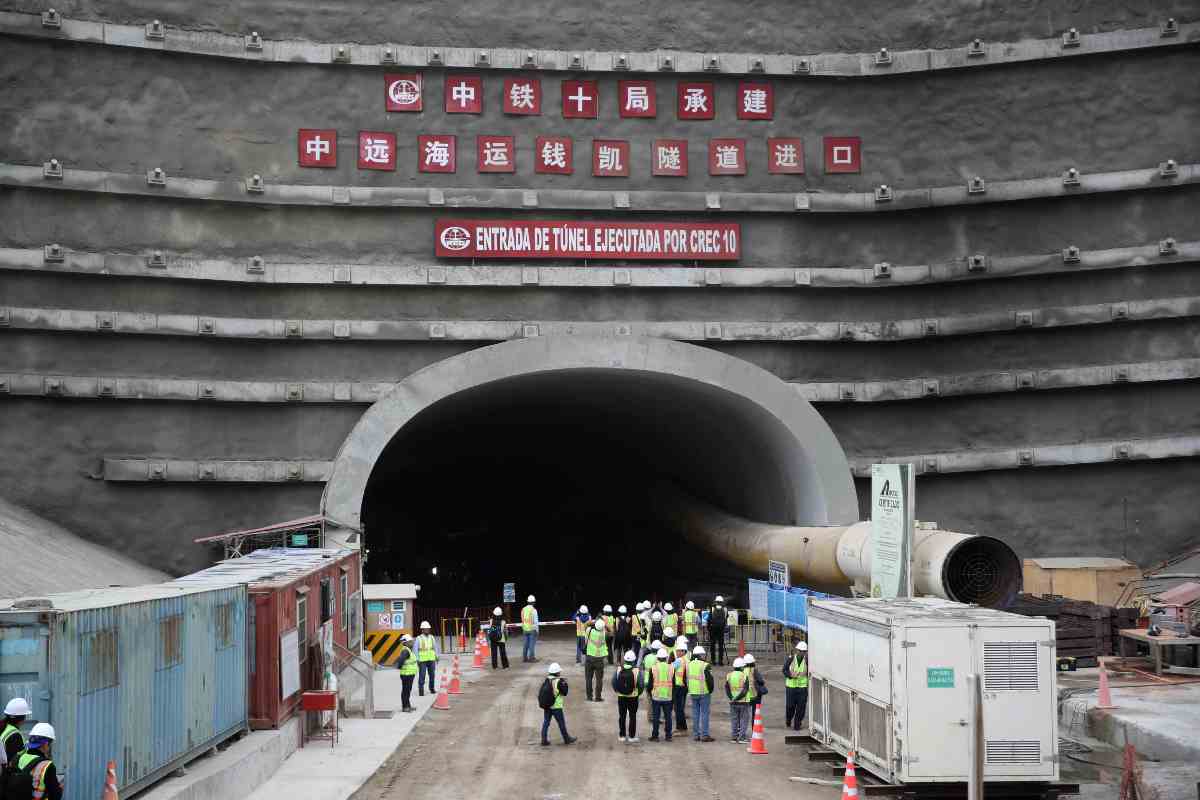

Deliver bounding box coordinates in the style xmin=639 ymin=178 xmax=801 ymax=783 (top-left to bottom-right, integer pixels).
xmin=1063 ymin=682 xmax=1200 ymax=763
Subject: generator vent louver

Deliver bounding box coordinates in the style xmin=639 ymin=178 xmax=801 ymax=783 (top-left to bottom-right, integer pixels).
xmin=985 ymin=739 xmax=1041 ymax=764
xmin=983 ymin=641 xmax=1039 ymax=691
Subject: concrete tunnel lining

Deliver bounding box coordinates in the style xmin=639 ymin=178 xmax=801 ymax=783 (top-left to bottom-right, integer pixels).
xmin=321 ymin=336 xmax=860 ymax=535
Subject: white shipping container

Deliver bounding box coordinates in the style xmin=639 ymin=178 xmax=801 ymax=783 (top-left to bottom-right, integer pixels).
xmin=807 ymin=597 xmax=1058 ymax=784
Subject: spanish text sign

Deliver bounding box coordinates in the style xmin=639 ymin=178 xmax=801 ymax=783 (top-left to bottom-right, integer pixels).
xmin=435 ymin=219 xmax=741 ymax=261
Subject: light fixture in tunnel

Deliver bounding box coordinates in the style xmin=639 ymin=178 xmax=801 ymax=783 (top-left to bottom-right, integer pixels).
xmin=431 ymin=566 xmax=438 ymax=576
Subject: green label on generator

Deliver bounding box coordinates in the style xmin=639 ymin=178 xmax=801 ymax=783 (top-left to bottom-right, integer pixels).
xmin=926 ymin=667 xmax=955 ymax=688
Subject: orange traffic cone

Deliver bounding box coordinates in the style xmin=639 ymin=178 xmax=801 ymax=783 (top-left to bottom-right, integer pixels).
xmin=738 ymin=639 xmax=746 ymax=658
xmin=1097 ymin=660 xmax=1116 ymax=709
xmin=449 ymin=655 xmax=463 ymax=694
xmin=480 ymin=630 xmax=491 ymax=659
xmin=433 ymin=673 xmax=451 ymax=710
xmin=840 ymin=751 xmax=859 ymax=800
xmin=102 ymin=759 xmax=119 ymax=800
xmin=472 ymin=638 xmax=484 ymax=669
xmin=747 ymin=703 xmax=768 ymax=754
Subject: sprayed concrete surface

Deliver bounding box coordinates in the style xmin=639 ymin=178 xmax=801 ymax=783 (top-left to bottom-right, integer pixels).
xmin=353 ymin=634 xmax=833 ymax=800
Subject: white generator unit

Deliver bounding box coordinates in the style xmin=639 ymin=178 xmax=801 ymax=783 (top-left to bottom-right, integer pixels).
xmin=807 ymin=597 xmax=1059 ymax=784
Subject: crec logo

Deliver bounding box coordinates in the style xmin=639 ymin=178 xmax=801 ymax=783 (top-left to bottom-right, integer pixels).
xmin=439 ymin=226 xmax=472 ymax=251
xmin=388 ymin=79 xmax=421 ymax=106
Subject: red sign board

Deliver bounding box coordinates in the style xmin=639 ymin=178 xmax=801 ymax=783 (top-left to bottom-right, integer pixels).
xmin=618 ymin=80 xmax=657 ymax=118
xmin=561 ymin=80 xmax=598 ymax=118
xmin=677 ymin=82 xmax=715 ymax=120
xmin=384 ymin=74 xmax=422 ymax=112
xmin=503 ymin=78 xmax=542 ymax=115
xmin=535 ymin=136 xmax=573 ymax=174
xmin=653 ymin=139 xmax=688 ymax=177
xmin=824 ymin=136 xmax=862 ymax=173
xmin=444 ymin=75 xmax=483 ymax=114
xmin=592 ymin=139 xmax=630 ymax=177
xmin=435 ymin=220 xmax=741 ymax=261
xmin=418 ymin=135 xmax=456 ymax=173
xmin=708 ymin=138 xmax=746 ymax=175
xmin=298 ymin=129 xmax=337 ymax=168
xmin=737 ymin=81 xmax=774 ymax=120
xmin=358 ymin=131 xmax=397 ymax=171
xmin=477 ymin=135 xmax=515 ymax=173
xmin=767 ymin=137 xmax=804 ymax=174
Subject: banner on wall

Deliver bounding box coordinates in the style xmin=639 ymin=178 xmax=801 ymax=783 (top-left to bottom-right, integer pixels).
xmin=435 ymin=219 xmax=741 ymax=261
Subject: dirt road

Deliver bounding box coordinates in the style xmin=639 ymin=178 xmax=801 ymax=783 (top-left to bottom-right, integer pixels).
xmin=354 ymin=633 xmax=837 ymax=800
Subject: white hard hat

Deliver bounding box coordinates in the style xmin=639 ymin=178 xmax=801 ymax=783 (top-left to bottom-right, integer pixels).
xmin=650 ymin=640 xmax=663 ymax=650
xmin=603 ymin=604 xmax=613 ymax=613
xmin=624 ymin=650 xmax=637 ymax=663
xmin=715 ymin=595 xmax=724 ymax=603
xmin=664 ymin=603 xmax=673 ymax=611
xmin=548 ymin=662 xmax=562 ymax=675
xmin=636 ymin=601 xmax=646 ymax=611
xmin=733 ymin=657 xmax=745 ymax=668
xmin=30 ymin=722 xmax=55 ymax=741
xmin=651 ymin=611 xmax=662 ymax=621
xmin=528 ymin=595 xmax=536 ymax=603
xmin=657 ymin=648 xmax=669 ymax=660
xmin=692 ymin=646 xmax=706 ymax=656
xmin=663 ymin=627 xmax=675 ymax=637
xmin=685 ymin=601 xmax=695 ymax=609
xmin=796 ymin=641 xmax=809 ymax=651
xmin=675 ymin=641 xmax=688 ymax=651
xmin=493 ymin=607 xmax=503 ymax=616
xmin=743 ymin=653 xmax=756 ymax=664
xmin=420 ymin=621 xmax=431 ymax=630
xmin=642 ymin=599 xmax=650 ymax=608
xmin=400 ymin=633 xmax=413 ymax=642
xmin=594 ymin=618 xmax=606 ymax=630
xmin=618 ymin=605 xmax=627 ymax=613
xmin=580 ymin=605 xmax=589 ymax=614
xmin=4 ymin=698 xmax=31 ymax=716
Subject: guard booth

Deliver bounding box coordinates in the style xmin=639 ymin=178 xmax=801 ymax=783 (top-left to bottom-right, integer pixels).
xmin=363 ymin=583 xmax=420 ymax=665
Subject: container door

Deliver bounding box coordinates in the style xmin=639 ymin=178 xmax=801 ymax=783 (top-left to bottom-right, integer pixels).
xmin=904 ymin=625 xmax=972 ymax=779
xmin=978 ymin=626 xmax=1057 ymax=779
xmin=0 ymin=617 xmax=50 ymax=731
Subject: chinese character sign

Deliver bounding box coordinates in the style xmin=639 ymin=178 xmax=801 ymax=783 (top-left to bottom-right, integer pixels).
xmin=618 ymin=80 xmax=656 ymax=118
xmin=652 ymin=139 xmax=688 ymax=177
xmin=767 ymin=137 xmax=803 ymax=174
xmin=561 ymin=79 xmax=598 ymax=118
xmin=592 ymin=139 xmax=629 ymax=177
xmin=418 ymin=134 xmax=456 ymax=173
xmin=824 ymin=136 xmax=862 ymax=173
xmin=298 ymin=128 xmax=337 ymax=168
xmin=477 ymin=135 xmax=515 ymax=173
xmin=677 ymin=82 xmax=715 ymax=120
xmin=503 ymin=77 xmax=542 ymax=115
xmin=444 ymin=75 xmax=483 ymax=114
xmin=535 ymin=136 xmax=573 ymax=174
xmin=358 ymin=131 xmax=396 ymax=171
xmin=384 ymin=74 xmax=422 ymax=112
xmin=737 ymin=81 xmax=773 ymax=120
xmin=708 ymin=138 xmax=746 ymax=175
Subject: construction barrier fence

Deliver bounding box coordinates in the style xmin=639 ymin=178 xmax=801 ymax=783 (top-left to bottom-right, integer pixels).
xmin=748 ymin=578 xmax=835 ymax=630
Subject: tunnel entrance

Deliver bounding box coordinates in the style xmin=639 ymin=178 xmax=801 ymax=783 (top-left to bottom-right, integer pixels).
xmin=324 ymin=337 xmax=860 ymax=618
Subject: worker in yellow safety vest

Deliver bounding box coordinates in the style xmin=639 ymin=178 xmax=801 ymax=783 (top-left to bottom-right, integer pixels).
xmin=670 ymin=638 xmax=690 ymax=732
xmin=2 ymin=697 xmax=30 ymax=764
xmin=601 ymin=605 xmax=616 ymax=665
xmin=521 ymin=594 xmax=540 ymax=663
xmin=395 ymin=634 xmax=418 ymax=712
xmin=647 ymin=648 xmax=676 ymax=741
xmin=725 ymin=656 xmax=752 ymax=743
xmin=573 ymin=605 xmax=592 ymax=664
xmin=415 ymin=620 xmax=439 ymax=696
xmin=682 ymin=600 xmax=701 ymax=640
xmin=612 ymin=650 xmax=645 ymax=743
xmin=642 ymin=639 xmax=662 ymax=723
xmin=539 ymin=663 xmax=577 ymax=746
xmin=584 ymin=617 xmax=608 ymax=701
xmin=784 ymin=640 xmax=809 ymax=730
xmin=742 ymin=652 xmax=767 ymax=713
xmin=14 ymin=722 xmax=63 ymax=800
xmin=662 ymin=603 xmax=679 ymax=636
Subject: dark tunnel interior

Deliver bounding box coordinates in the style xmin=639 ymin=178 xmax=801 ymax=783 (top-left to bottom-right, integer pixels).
xmin=361 ymin=368 xmax=827 ymax=618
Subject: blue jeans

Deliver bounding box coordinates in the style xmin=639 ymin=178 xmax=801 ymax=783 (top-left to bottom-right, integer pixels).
xmin=523 ymin=631 xmax=537 ymax=659
xmin=418 ymin=660 xmax=436 ymax=693
xmin=576 ymin=636 xmax=586 ymax=663
xmin=542 ymin=708 xmax=570 ymax=743
xmin=690 ymin=694 xmax=711 ymax=738
xmin=651 ymin=699 xmax=674 ymax=739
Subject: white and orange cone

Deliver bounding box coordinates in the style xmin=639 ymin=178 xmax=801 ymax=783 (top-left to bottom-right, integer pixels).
xmin=747 ymin=703 xmax=768 ymax=755
xmin=840 ymin=751 xmax=859 ymax=800
xmin=449 ymin=655 xmax=463 ymax=694
xmin=433 ymin=673 xmax=451 ymax=710
xmin=102 ymin=759 xmax=119 ymax=800
xmin=1097 ymin=660 xmax=1116 ymax=709
xmin=472 ymin=638 xmax=484 ymax=669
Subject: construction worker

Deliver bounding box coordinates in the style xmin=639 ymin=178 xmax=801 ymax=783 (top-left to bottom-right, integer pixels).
xmin=612 ymin=650 xmax=645 ymax=743
xmin=687 ymin=645 xmax=716 ymax=742
xmin=1 ymin=697 xmax=30 ymax=765
xmin=628 ymin=603 xmax=643 ymax=652
xmin=13 ymin=722 xmax=62 ymax=800
xmin=647 ymin=647 xmax=675 ymax=742
xmin=682 ymin=600 xmax=701 ymax=642
xmin=742 ymin=652 xmax=768 ymax=713
xmin=395 ymin=634 xmax=417 ymax=712
xmin=415 ymin=621 xmax=439 ymax=695
xmin=662 ymin=602 xmax=679 ymax=635
xmin=642 ymin=639 xmax=662 ymax=723
xmin=488 ymin=607 xmax=510 ymax=669
xmin=614 ymin=604 xmax=634 ymax=657
xmin=726 ymin=656 xmax=752 ymax=743
xmin=648 ymin=610 xmax=664 ymax=644
xmin=670 ymin=639 xmax=690 ymax=732
xmin=584 ymin=617 xmax=608 ymax=700
xmin=573 ymin=605 xmax=591 ymax=664
xmin=601 ymin=605 xmax=616 ymax=665
xmin=662 ymin=626 xmax=677 ymax=651
xmin=707 ymin=595 xmax=729 ymax=665
xmin=539 ymin=663 xmax=577 ymax=746
xmin=784 ymin=640 xmax=809 ymax=730
xmin=638 ymin=601 xmax=652 ymax=647
xmin=521 ymin=594 xmax=540 ymax=662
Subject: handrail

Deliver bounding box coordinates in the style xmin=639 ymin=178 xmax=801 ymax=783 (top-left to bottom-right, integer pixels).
xmin=333 ymin=640 xmax=375 ymax=718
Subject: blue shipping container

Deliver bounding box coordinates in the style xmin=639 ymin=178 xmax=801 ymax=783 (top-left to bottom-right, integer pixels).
xmin=0 ymin=583 xmax=248 ymax=798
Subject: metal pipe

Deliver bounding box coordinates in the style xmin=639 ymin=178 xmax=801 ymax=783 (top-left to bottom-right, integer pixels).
xmin=967 ymin=673 xmax=985 ymax=800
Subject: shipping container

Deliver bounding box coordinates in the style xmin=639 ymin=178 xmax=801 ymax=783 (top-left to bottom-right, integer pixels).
xmin=0 ymin=583 xmax=248 ymax=799
xmin=173 ymin=548 xmax=361 ymax=729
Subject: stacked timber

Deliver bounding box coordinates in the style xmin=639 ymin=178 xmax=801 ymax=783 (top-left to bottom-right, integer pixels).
xmin=1007 ymin=594 xmax=1138 ymax=661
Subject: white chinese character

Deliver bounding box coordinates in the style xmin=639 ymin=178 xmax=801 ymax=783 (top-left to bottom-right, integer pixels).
xmin=832 ymin=145 xmax=854 ymax=165
xmin=625 ymin=85 xmax=649 ymax=112
xmin=598 ymin=145 xmax=623 ymax=172
xmin=683 ymin=87 xmax=709 ymax=114
xmin=509 ymin=82 xmax=536 ymax=110
xmin=362 ymin=137 xmax=391 ymax=164
xmin=774 ymin=143 xmax=798 ymax=168
xmin=424 ymin=139 xmax=451 ymax=167
xmin=715 ymin=145 xmax=740 ymax=169
xmin=305 ymin=136 xmax=331 ymax=160
xmin=742 ymin=88 xmax=769 ymax=115
xmin=483 ymin=141 xmax=510 ymax=166
xmin=657 ymin=145 xmax=681 ymax=171
xmin=567 ymin=84 xmax=593 ymax=113
xmin=450 ymin=80 xmax=476 ymax=108
xmin=541 ymin=140 xmax=567 ymax=168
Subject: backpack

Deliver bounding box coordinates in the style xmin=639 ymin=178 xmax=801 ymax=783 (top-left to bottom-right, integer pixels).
xmin=537 ymin=679 xmax=555 ymax=710
xmin=1 ymin=753 xmax=44 ymax=800
xmin=613 ymin=668 xmax=635 ymax=695
xmin=709 ymin=607 xmax=727 ymax=628
xmin=615 ymin=616 xmax=632 ymax=640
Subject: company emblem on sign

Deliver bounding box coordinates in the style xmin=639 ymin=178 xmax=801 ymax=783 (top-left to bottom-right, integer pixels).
xmin=439 ymin=226 xmax=473 ymax=251
xmin=435 ymin=220 xmax=740 ymax=261
xmin=384 ymin=74 xmax=423 ymax=111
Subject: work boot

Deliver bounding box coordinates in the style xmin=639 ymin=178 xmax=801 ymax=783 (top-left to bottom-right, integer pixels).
xmin=530 ymin=657 xmax=539 ymax=662
xmin=677 ymin=722 xmax=688 ymax=731
xmin=541 ymin=740 xmax=550 ymax=747
xmin=648 ymin=736 xmax=660 ymax=742
xmin=702 ymin=736 xmax=715 ymax=742
xmin=564 ymin=736 xmax=577 ymax=745
xmin=595 ymin=695 xmax=603 ymax=702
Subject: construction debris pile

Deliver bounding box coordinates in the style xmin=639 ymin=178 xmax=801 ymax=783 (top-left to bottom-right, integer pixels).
xmin=1007 ymin=594 xmax=1139 ymax=664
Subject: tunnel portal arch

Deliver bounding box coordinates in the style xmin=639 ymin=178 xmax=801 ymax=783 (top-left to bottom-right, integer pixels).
xmin=321 ymin=336 xmax=860 ymax=533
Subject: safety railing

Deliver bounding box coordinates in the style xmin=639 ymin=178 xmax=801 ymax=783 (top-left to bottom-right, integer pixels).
xmin=333 ymin=640 xmax=376 ymax=719
xmin=438 ymin=617 xmax=479 ymax=654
